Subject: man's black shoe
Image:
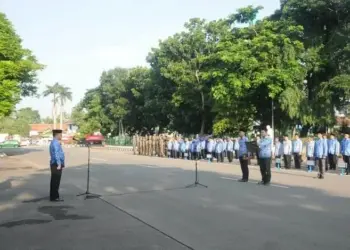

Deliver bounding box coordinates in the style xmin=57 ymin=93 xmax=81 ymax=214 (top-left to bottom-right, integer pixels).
xmin=50 ymin=198 xmax=64 ymax=202
xmin=257 ymin=181 xmax=265 ymax=185
xmin=238 ymin=179 xmax=248 ymax=182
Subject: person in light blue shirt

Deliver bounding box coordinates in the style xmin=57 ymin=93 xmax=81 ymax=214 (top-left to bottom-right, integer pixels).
xmin=292 ymin=134 xmax=303 ymax=169
xmin=206 ymin=138 xmax=214 ymax=160
xmin=167 ymin=139 xmax=173 ymax=158
xmin=190 ymin=139 xmax=196 ymax=160
xmin=234 ymin=138 xmax=240 ymax=159
xmin=49 ymin=129 xmax=65 ymax=202
xmin=238 ymin=131 xmax=249 ymax=182
xmin=184 ymin=138 xmax=190 ymax=160
xmin=226 ymin=138 xmax=234 ymax=163
xmin=327 ymin=134 xmax=340 ymax=170
xmin=274 ymin=138 xmax=283 ymax=169
xmin=180 ymin=139 xmax=186 ymax=159
xmin=200 ymin=139 xmax=206 ymax=160
xmin=258 ymin=129 xmax=272 ymax=185
xmin=341 ymin=133 xmax=350 ymax=175
xmin=173 ymin=139 xmax=180 ymax=159
xmin=306 ymin=136 xmax=315 ymax=172
xmin=215 ymin=139 xmax=224 ymax=163
xmin=223 ymin=139 xmax=228 ymax=159
xmin=314 ymin=133 xmax=328 ymax=179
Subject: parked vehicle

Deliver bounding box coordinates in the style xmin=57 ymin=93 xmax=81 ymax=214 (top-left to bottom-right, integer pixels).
xmin=0 ymin=140 xmax=20 ymax=148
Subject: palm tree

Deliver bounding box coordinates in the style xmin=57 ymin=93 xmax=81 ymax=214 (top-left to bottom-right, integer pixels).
xmin=43 ymin=83 xmax=61 ymax=129
xmin=57 ymin=86 xmax=72 ymax=130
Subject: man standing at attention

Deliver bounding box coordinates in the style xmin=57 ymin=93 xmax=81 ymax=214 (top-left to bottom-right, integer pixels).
xmin=292 ymin=134 xmax=303 ymax=169
xmin=283 ymin=136 xmax=292 ymax=169
xmin=258 ymin=129 xmax=273 ymax=185
xmin=328 ymin=133 xmax=340 ymax=170
xmin=238 ymin=131 xmax=249 ymax=182
xmin=49 ymin=129 xmax=65 ymax=202
xmin=341 ymin=133 xmax=350 ymax=175
xmin=314 ymin=132 xmax=328 ymax=179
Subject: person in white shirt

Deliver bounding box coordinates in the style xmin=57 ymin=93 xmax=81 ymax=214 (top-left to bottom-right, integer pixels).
xmin=292 ymin=134 xmax=303 ymax=169
xmin=274 ymin=138 xmax=283 ymax=169
xmin=283 ymin=136 xmax=292 ymax=169
xmin=306 ymin=136 xmax=315 ymax=172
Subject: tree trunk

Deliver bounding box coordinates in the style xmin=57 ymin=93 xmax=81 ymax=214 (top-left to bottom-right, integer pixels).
xmin=53 ymin=94 xmax=56 ymax=129
xmin=60 ymin=103 xmax=63 ymax=130
xmin=200 ymin=91 xmax=205 ymax=135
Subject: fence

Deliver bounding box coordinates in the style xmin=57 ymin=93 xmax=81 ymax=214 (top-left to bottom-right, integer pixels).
xmin=105 ymin=136 xmax=133 ymax=146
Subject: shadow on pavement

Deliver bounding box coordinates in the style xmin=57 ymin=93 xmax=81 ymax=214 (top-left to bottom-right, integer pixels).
xmin=0 ymin=162 xmax=350 ymax=250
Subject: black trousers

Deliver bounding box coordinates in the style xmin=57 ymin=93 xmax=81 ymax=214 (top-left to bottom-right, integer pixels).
xmin=239 ymin=155 xmax=249 ymax=180
xmin=216 ymin=152 xmax=224 ymax=163
xmin=191 ymin=152 xmax=198 ymax=160
xmin=227 ymin=151 xmax=234 ymax=163
xmin=235 ymin=150 xmax=239 ymax=159
xmin=283 ymin=155 xmax=292 ymax=169
xmin=259 ymin=158 xmax=271 ymax=184
xmin=315 ymin=158 xmax=325 ymax=176
xmin=50 ymin=164 xmax=63 ymax=200
xmin=293 ymin=153 xmax=302 ymax=169
xmin=328 ymin=154 xmax=337 ymax=170
xmin=344 ymin=155 xmax=350 ymax=174
xmin=201 ymin=149 xmax=205 ymax=159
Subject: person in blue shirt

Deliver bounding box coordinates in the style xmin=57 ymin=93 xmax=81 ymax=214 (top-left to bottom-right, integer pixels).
xmin=292 ymin=134 xmax=303 ymax=169
xmin=190 ymin=139 xmax=196 ymax=160
xmin=314 ymin=132 xmax=328 ymax=179
xmin=226 ymin=138 xmax=234 ymax=163
xmin=200 ymin=139 xmax=206 ymax=160
xmin=238 ymin=131 xmax=249 ymax=182
xmin=323 ymin=134 xmax=329 ymax=171
xmin=49 ymin=129 xmax=65 ymax=202
xmin=341 ymin=133 xmax=350 ymax=175
xmin=215 ymin=139 xmax=224 ymax=163
xmin=258 ymin=129 xmax=273 ymax=185
xmin=328 ymin=133 xmax=340 ymax=170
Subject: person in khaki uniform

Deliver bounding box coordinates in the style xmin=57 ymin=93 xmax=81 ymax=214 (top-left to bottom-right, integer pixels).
xmin=153 ymin=135 xmax=158 ymax=156
xmin=132 ymin=135 xmax=137 ymax=155
xmin=148 ymin=135 xmax=152 ymax=156
xmin=141 ymin=136 xmax=145 ymax=155
xmin=137 ymin=135 xmax=141 ymax=155
xmin=159 ymin=135 xmax=164 ymax=157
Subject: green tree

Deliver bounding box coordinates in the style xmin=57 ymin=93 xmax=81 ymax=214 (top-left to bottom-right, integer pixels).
xmin=148 ymin=18 xmax=230 ymax=134
xmin=42 ymin=82 xmax=62 ymax=129
xmin=210 ymin=7 xmax=307 ymax=133
xmin=0 ymin=107 xmax=41 ymax=136
xmin=57 ymin=85 xmax=72 ymax=129
xmin=0 ymin=13 xmax=44 ymax=118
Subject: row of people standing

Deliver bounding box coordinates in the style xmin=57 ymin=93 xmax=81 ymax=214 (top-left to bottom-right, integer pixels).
xmin=273 ymin=133 xmax=350 ymax=177
xmin=166 ymin=137 xmax=240 ymax=162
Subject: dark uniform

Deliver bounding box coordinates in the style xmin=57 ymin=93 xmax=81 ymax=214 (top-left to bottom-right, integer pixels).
xmin=49 ymin=129 xmax=65 ymax=202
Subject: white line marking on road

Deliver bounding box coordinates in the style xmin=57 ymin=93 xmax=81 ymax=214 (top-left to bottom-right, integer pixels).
xmin=140 ymin=165 xmax=161 ymax=169
xmin=91 ymin=157 xmax=107 ymax=162
xmin=220 ymin=177 xmax=289 ymax=189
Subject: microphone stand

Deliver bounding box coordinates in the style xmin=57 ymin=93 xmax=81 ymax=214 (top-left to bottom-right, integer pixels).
xmin=186 ymin=159 xmax=208 ymax=188
xmin=77 ymin=143 xmax=101 ymax=199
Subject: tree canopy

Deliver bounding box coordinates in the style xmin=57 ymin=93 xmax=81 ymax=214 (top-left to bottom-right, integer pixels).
xmin=73 ymin=3 xmax=350 ymax=136
xmin=0 ymin=12 xmax=43 ymax=118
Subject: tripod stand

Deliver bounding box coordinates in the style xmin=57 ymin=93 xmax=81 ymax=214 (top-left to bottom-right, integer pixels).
xmin=77 ymin=143 xmax=101 ymax=199
xmin=186 ymin=159 xmax=208 ymax=188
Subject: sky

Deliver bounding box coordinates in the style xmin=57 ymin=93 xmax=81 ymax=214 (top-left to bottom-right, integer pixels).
xmin=1 ymin=0 xmax=280 ymax=118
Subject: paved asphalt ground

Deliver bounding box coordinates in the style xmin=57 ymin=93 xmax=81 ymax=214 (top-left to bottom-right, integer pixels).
xmin=0 ymin=147 xmax=350 ymax=250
